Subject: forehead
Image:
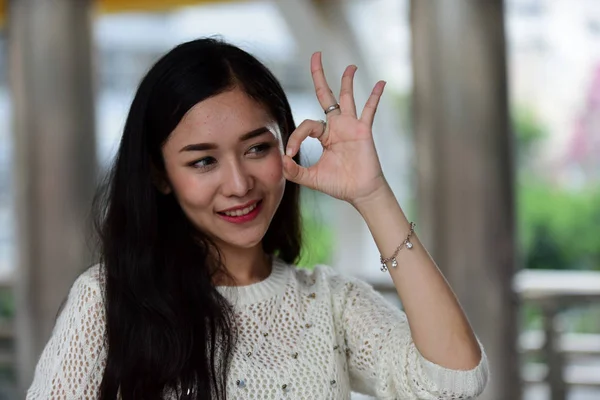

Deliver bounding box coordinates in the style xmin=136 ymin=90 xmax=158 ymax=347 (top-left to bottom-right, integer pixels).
xmin=168 ymin=88 xmax=273 ymax=146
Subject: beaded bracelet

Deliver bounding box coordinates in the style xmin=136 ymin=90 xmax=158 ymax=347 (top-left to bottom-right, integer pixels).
xmin=380 ymin=222 xmax=416 ymax=272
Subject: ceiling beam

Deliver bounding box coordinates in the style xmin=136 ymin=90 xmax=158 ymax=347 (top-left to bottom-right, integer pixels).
xmin=0 ymin=0 xmax=239 ymax=21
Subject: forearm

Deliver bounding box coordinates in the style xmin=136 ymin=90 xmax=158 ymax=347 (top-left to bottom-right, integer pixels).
xmin=352 ymin=182 xmax=481 ymax=370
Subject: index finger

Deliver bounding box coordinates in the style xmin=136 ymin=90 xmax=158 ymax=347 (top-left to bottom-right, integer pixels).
xmin=310 ymin=52 xmax=340 ymax=115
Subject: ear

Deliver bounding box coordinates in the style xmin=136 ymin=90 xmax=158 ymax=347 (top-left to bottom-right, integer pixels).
xmin=150 ymin=163 xmax=172 ymax=195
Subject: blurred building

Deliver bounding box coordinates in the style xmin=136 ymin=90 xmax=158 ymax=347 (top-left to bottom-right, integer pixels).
xmin=506 ymin=0 xmax=600 ymax=185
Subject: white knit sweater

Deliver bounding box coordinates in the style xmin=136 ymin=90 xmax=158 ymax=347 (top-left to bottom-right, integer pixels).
xmin=27 ymin=257 xmax=489 ymax=399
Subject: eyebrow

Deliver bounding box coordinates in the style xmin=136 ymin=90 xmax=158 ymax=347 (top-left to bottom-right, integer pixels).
xmin=179 ymin=126 xmax=271 ymax=153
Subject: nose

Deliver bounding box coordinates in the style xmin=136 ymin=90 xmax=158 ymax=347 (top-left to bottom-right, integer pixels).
xmin=221 ymin=158 xmax=253 ymax=198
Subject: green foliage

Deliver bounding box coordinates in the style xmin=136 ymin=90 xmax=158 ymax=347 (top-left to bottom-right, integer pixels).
xmin=513 ymin=104 xmax=600 ymax=271
xmin=512 ymin=106 xmax=547 ymax=163
xmin=296 ymin=213 xmax=334 ymax=270
xmin=518 ymin=183 xmax=600 ymax=270
xmin=0 ymin=290 xmax=13 ymax=319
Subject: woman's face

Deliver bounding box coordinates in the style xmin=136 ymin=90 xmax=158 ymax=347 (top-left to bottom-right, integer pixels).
xmin=161 ymin=88 xmax=286 ymax=252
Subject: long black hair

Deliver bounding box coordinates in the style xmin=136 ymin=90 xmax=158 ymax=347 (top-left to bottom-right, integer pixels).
xmin=93 ymin=38 xmax=302 ymax=399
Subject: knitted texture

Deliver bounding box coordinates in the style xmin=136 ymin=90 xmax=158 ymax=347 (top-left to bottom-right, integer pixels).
xmin=27 ymin=266 xmax=106 ymax=400
xmin=27 ymin=258 xmax=488 ymax=399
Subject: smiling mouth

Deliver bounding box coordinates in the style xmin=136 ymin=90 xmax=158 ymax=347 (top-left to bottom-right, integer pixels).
xmin=218 ymin=200 xmax=262 ymax=217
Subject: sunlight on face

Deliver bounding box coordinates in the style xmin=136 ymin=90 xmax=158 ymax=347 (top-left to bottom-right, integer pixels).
xmin=161 ymin=88 xmax=286 ymax=253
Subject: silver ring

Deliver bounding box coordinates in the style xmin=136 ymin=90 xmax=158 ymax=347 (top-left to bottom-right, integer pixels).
xmin=319 ymin=119 xmax=327 ymax=135
xmin=324 ymin=103 xmax=340 ymax=115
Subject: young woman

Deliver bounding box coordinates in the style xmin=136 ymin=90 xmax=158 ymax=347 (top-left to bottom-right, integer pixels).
xmin=27 ymin=38 xmax=488 ymax=399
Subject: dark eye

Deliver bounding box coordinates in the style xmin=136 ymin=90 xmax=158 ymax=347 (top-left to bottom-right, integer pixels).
xmin=191 ymin=157 xmax=216 ymax=170
xmin=247 ymin=143 xmax=272 ymax=155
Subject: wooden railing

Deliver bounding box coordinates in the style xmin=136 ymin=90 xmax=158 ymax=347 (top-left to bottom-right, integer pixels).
xmin=372 ymin=269 xmax=600 ymax=400
xmin=514 ymin=269 xmax=600 ymax=399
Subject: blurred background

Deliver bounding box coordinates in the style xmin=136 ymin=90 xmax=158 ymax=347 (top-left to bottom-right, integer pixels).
xmin=0 ymin=0 xmax=599 ymax=399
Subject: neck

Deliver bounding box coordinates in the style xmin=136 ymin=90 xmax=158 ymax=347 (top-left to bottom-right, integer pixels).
xmin=214 ymin=244 xmax=272 ymax=287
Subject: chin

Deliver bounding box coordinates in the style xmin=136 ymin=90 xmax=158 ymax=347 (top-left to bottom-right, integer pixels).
xmin=220 ymin=230 xmax=266 ymax=251
xmin=222 ymin=239 xmax=263 ymax=253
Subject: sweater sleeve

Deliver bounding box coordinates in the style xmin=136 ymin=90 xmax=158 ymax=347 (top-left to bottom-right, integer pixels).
xmin=328 ymin=272 xmax=489 ymax=400
xmin=26 ymin=266 xmax=107 ymax=400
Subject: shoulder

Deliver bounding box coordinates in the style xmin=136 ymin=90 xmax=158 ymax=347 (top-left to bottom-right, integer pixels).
xmin=288 ymin=263 xmax=405 ymax=326
xmin=73 ymin=263 xmax=104 ymax=294
xmin=62 ymin=264 xmax=105 ymax=314
xmin=289 ymin=262 xmax=372 ymax=297
xmin=289 ymin=261 xmax=402 ymax=309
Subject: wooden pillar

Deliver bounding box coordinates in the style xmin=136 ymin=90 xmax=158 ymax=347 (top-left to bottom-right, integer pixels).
xmin=542 ymin=303 xmax=566 ymax=400
xmin=411 ymin=1 xmax=521 ymax=399
xmin=7 ymin=0 xmax=97 ymax=393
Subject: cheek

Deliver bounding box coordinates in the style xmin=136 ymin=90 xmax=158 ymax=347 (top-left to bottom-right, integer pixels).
xmin=167 ymin=168 xmax=215 ymax=209
xmin=263 ymin=155 xmax=286 ymax=211
xmin=263 ymin=153 xmax=285 ymax=186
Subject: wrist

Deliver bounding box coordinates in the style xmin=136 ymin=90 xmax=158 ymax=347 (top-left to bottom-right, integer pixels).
xmin=350 ymin=178 xmax=394 ymax=214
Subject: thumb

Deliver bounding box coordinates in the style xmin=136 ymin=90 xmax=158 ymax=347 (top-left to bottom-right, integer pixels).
xmin=282 ymin=155 xmax=313 ymax=188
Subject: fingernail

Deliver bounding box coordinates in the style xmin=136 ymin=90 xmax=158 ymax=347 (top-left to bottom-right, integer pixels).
xmin=286 ymin=147 xmax=293 ymax=156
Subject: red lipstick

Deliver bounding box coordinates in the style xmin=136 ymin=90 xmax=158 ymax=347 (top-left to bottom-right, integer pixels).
xmin=217 ymin=200 xmax=263 ymax=224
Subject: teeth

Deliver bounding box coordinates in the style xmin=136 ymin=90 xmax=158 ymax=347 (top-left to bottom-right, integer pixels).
xmin=223 ymin=202 xmax=258 ymax=217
